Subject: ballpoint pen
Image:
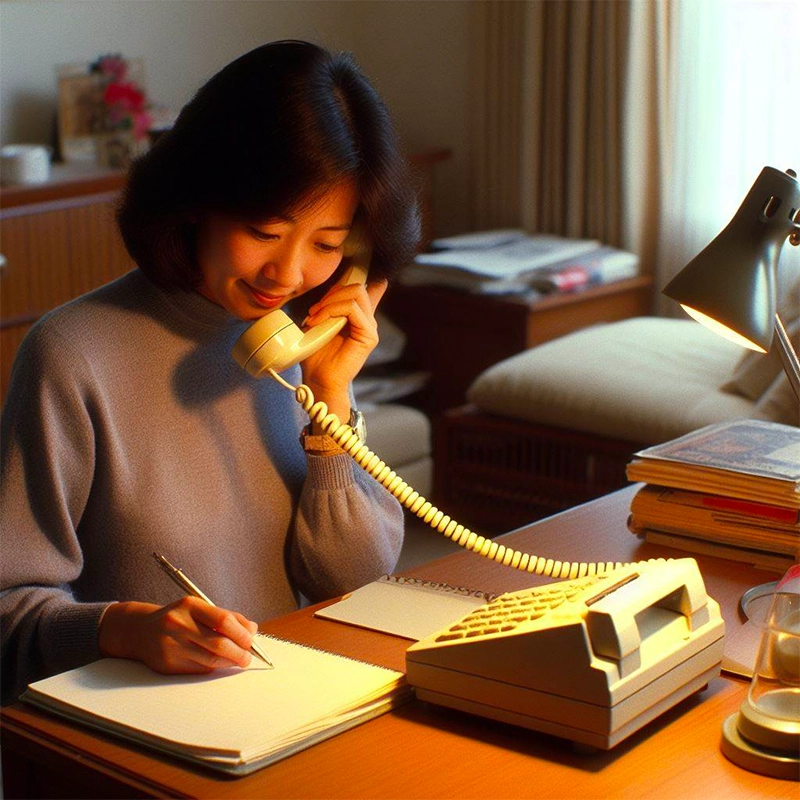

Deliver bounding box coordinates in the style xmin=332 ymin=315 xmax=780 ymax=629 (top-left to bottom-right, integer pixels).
xmin=152 ymin=551 xmax=274 ymax=668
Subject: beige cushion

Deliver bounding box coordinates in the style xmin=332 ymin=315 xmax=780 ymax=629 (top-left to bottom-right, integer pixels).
xmin=754 ymin=372 xmax=800 ymax=426
xmin=467 ymin=317 xmax=754 ymax=445
xmin=362 ymin=403 xmax=431 ymax=467
xmin=721 ymin=344 xmax=785 ymax=401
xmin=395 ymin=455 xmax=433 ymax=498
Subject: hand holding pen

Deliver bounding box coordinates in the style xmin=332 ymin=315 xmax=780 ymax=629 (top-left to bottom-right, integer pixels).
xmin=152 ymin=552 xmax=273 ymax=668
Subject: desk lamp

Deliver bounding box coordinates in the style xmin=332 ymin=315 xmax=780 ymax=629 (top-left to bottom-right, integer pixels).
xmin=663 ymin=165 xmax=800 ymax=401
xmin=663 ymin=165 xmax=800 ymax=780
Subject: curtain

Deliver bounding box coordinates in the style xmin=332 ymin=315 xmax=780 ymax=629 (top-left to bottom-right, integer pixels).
xmin=470 ymin=1 xmax=526 ymax=230
xmin=653 ymin=0 xmax=800 ymax=315
xmin=471 ymin=0 xmax=799 ymax=311
xmin=471 ymin=1 xmax=631 ymax=246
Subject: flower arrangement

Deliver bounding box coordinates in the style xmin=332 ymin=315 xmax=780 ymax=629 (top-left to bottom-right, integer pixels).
xmin=90 ymin=54 xmax=151 ymax=141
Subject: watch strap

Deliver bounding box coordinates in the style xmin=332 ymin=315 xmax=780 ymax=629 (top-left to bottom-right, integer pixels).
xmin=300 ymin=407 xmax=366 ymax=455
xmin=301 ymin=433 xmax=345 ymax=454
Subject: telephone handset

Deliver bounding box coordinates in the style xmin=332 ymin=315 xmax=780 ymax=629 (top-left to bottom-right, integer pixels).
xmin=232 ymin=229 xmax=371 ymax=378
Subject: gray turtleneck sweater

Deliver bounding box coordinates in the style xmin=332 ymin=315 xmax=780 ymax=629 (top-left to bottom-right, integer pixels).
xmin=0 ymin=269 xmax=403 ymax=704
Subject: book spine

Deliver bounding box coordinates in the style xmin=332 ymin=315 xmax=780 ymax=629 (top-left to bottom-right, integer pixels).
xmin=700 ymin=494 xmax=799 ymax=523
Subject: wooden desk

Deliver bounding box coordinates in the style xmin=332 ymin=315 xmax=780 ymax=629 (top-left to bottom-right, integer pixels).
xmin=1 ymin=486 xmax=792 ymax=799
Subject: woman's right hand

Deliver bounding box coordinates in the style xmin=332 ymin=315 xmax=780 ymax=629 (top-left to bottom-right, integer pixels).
xmin=98 ymin=598 xmax=259 ymax=673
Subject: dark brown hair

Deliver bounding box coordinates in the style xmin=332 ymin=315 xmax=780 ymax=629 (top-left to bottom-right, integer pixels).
xmin=117 ymin=40 xmax=420 ymax=290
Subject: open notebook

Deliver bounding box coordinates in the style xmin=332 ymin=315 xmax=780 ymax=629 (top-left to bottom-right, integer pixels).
xmin=22 ymin=636 xmax=409 ymax=776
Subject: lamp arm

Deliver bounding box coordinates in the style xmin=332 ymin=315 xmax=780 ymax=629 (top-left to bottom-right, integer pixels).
xmin=774 ymin=313 xmax=800 ymax=402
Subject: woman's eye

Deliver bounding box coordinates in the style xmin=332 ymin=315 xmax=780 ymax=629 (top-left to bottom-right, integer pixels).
xmin=316 ymin=242 xmax=342 ymax=254
xmin=248 ymin=227 xmax=277 ymax=242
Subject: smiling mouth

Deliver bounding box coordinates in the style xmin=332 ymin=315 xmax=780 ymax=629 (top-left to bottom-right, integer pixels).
xmin=245 ymin=284 xmax=292 ymax=309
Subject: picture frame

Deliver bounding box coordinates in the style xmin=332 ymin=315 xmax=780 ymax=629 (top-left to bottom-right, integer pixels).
xmin=56 ymin=59 xmax=149 ymax=167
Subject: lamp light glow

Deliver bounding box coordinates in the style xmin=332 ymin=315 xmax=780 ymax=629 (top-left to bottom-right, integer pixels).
xmin=679 ymin=305 xmax=767 ymax=352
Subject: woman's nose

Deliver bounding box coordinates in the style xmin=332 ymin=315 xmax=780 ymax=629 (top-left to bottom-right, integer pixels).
xmin=262 ymin=240 xmax=303 ymax=287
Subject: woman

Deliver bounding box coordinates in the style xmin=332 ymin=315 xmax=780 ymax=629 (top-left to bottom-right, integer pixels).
xmin=0 ymin=40 xmax=420 ymax=704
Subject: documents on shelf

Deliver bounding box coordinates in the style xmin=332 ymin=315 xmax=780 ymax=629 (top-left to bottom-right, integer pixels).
xmin=22 ymin=636 xmax=410 ymax=776
xmin=315 ymin=574 xmax=498 ymax=640
xmin=525 ymin=247 xmax=640 ymax=291
xmin=626 ymin=419 xmax=800 ymax=508
xmin=428 ymin=228 xmax=529 ymax=250
xmin=626 ymin=420 xmax=800 ymax=571
xmin=414 ymin=233 xmax=600 ymax=278
xmin=403 ymin=232 xmax=639 ymax=295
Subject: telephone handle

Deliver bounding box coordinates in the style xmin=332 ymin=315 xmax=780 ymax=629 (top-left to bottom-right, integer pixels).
xmin=232 ymin=260 xmax=369 ymax=377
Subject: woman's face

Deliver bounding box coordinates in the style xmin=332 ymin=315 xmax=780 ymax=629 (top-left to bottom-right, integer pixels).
xmin=195 ymin=182 xmax=359 ymax=320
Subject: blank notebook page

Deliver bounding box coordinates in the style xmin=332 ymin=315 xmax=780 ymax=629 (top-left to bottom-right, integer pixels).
xmin=23 ymin=636 xmax=405 ymax=764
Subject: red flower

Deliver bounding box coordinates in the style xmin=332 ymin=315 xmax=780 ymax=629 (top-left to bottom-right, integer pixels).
xmin=93 ymin=53 xmax=151 ymax=140
xmin=104 ymin=81 xmax=145 ymax=111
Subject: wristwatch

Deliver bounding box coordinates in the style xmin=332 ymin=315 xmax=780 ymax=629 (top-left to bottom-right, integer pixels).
xmin=348 ymin=408 xmax=367 ymax=444
xmin=301 ymin=408 xmax=367 ymax=454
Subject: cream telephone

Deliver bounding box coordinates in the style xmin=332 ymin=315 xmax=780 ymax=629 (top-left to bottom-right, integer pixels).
xmin=231 ymin=229 xmax=725 ymax=750
xmin=406 ymin=559 xmax=724 ymax=749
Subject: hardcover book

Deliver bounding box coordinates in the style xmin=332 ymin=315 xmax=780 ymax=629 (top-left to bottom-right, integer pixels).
xmin=628 ymin=485 xmax=799 ymax=570
xmin=626 ymin=419 xmax=800 ymax=508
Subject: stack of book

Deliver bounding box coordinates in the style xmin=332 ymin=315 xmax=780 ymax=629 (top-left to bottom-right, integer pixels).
xmin=626 ymin=419 xmax=800 ymax=572
xmin=401 ymin=230 xmax=639 ymax=296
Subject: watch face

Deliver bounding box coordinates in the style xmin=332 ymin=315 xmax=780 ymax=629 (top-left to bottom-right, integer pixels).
xmin=350 ymin=410 xmax=367 ymax=442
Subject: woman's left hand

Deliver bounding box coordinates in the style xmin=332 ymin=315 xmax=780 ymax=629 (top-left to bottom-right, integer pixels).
xmin=299 ymin=279 xmax=387 ymax=421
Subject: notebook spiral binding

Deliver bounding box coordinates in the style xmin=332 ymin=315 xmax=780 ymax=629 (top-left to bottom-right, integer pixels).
xmin=382 ymin=574 xmax=499 ymax=602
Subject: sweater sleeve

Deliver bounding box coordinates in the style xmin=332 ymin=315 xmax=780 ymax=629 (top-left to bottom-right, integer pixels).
xmin=0 ymin=326 xmax=110 ymax=705
xmin=288 ymin=451 xmax=405 ymax=603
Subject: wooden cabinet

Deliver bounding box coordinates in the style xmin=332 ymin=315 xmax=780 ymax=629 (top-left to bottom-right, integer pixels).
xmin=0 ymin=168 xmax=133 ymax=400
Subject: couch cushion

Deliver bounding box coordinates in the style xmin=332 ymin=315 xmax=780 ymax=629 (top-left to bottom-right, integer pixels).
xmin=754 ymin=371 xmax=800 ymax=426
xmin=361 ymin=403 xmax=431 ymax=467
xmin=467 ymin=317 xmax=755 ymax=445
xmin=394 ymin=455 xmax=433 ymax=498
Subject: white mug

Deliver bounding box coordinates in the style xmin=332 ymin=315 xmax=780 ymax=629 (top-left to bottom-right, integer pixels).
xmin=0 ymin=143 xmax=52 ymax=185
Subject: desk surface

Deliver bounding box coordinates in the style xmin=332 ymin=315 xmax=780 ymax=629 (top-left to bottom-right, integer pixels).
xmin=1 ymin=486 xmax=793 ymax=799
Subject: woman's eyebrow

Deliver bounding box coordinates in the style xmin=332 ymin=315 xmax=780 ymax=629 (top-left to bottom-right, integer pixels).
xmin=256 ymin=215 xmax=351 ymax=232
xmin=318 ymin=223 xmax=352 ymax=232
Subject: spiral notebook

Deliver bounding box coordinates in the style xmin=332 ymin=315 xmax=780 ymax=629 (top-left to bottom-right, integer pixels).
xmin=22 ymin=636 xmax=409 ymax=776
xmin=315 ymin=574 xmax=498 ymax=640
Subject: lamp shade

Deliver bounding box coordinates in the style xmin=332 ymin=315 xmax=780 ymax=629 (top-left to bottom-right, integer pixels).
xmin=663 ymin=166 xmax=800 ymax=352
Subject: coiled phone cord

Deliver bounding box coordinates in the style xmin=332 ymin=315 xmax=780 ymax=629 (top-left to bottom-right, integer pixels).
xmin=271 ymin=371 xmax=631 ymax=581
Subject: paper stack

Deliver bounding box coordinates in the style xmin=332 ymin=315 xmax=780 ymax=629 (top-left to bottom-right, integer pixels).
xmin=401 ymin=230 xmax=639 ymax=295
xmin=626 ymin=420 xmax=800 ymax=571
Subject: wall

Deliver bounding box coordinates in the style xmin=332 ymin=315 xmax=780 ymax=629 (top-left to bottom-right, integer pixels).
xmin=0 ymin=0 xmax=472 ymax=234
xmin=350 ymin=1 xmax=473 ymax=235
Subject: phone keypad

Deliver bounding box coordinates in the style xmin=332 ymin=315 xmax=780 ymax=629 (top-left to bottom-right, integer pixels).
xmin=434 ymin=575 xmax=602 ymax=643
